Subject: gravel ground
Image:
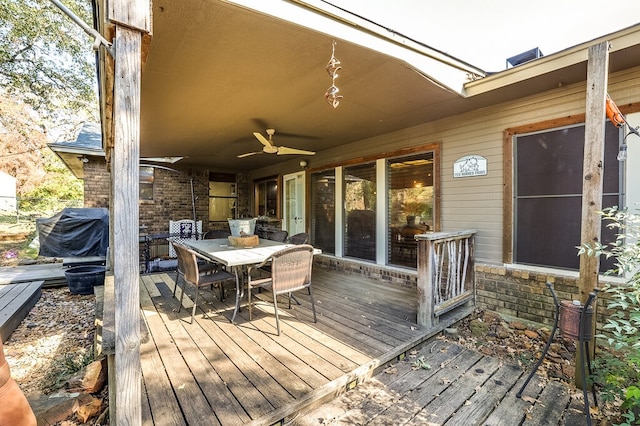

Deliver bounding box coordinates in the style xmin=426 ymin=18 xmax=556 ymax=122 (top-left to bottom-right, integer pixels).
xmin=3 ymin=287 xmax=96 ymax=396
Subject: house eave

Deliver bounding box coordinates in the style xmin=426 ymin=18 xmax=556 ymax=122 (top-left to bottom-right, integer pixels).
xmin=223 ymin=0 xmax=485 ymax=95
xmin=48 ymin=144 xmax=105 ymax=179
xmin=464 ymin=23 xmax=640 ymax=97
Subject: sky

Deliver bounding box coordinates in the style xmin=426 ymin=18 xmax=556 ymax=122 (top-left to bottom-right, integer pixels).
xmin=331 ymin=0 xmax=640 ymax=72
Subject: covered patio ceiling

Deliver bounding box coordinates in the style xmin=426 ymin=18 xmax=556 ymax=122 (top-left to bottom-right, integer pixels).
xmin=136 ymin=0 xmax=640 ymax=172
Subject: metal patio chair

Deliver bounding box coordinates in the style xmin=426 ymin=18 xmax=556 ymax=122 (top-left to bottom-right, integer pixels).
xmin=172 ymin=241 xmax=234 ymax=324
xmin=247 ymin=244 xmax=317 ymax=335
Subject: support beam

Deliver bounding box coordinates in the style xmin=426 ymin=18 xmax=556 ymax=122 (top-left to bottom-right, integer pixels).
xmin=577 ymin=40 xmax=609 ymax=391
xmin=578 ymin=41 xmax=609 ymax=301
xmin=113 ymin=25 xmax=142 ymax=425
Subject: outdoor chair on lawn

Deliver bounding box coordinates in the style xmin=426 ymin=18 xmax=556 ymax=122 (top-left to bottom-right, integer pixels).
xmin=172 ymin=241 xmax=235 ymax=324
xmin=247 ymin=244 xmax=317 ymax=335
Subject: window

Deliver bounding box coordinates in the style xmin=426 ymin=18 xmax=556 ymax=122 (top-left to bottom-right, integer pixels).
xmin=139 ymin=166 xmax=154 ymax=200
xmin=514 ymin=123 xmax=621 ymax=271
xmin=254 ymin=177 xmax=278 ymax=218
xmin=388 ymin=153 xmax=434 ymax=267
xmin=344 ymin=162 xmax=376 ymax=261
xmin=310 ymin=169 xmax=335 ymax=254
xmin=209 ymin=173 xmax=236 ymax=221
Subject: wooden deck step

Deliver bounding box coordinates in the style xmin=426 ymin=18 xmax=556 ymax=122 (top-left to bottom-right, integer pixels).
xmin=0 ymin=281 xmax=43 ymax=341
xmin=0 ymin=264 xmax=66 ymax=287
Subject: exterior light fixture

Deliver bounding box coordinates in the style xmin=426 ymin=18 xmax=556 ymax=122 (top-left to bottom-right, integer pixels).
xmin=607 ymin=94 xmax=639 ymax=162
xmin=299 ymin=160 xmax=308 ymax=168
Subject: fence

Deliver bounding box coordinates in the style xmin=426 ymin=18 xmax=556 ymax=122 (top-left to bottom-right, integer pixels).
xmin=415 ymin=230 xmax=477 ymax=328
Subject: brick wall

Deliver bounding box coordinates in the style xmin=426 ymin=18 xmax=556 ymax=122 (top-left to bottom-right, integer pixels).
xmin=139 ymin=168 xmax=210 ymax=236
xmin=83 ymin=159 xmax=110 ymax=208
xmin=82 ymin=159 xmax=210 ymax=236
xmin=314 ymin=255 xmax=418 ymax=288
xmin=475 ymin=263 xmax=613 ymax=333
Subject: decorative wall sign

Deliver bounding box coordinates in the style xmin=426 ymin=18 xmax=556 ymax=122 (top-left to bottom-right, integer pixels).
xmin=453 ymin=155 xmax=488 ymax=178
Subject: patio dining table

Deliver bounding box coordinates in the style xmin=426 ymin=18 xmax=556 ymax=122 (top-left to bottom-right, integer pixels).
xmin=181 ymin=238 xmax=293 ymax=322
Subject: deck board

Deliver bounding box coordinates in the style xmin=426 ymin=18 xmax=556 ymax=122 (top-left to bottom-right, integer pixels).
xmin=0 ymin=264 xmax=65 ymax=287
xmin=0 ymin=281 xmax=42 ymax=341
xmin=139 ymin=284 xmax=219 ymax=425
xmin=129 ymin=268 xmax=574 ymax=425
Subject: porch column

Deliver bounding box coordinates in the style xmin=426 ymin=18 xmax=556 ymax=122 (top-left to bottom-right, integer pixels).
xmin=578 ymin=41 xmax=609 ymax=300
xmin=577 ymin=40 xmax=609 ymax=391
xmin=109 ymin=0 xmax=150 ymax=424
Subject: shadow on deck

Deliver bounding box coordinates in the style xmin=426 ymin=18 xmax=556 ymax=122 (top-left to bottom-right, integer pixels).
xmin=126 ymin=267 xmax=469 ymax=425
xmin=98 ymin=267 xmax=579 ymax=425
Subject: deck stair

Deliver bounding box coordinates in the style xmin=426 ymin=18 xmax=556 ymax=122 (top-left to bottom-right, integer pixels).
xmin=0 ymin=281 xmax=43 ymax=342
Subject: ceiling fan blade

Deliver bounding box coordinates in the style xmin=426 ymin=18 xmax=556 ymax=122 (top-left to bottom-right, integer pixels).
xmin=274 ymin=131 xmax=319 ymax=139
xmin=253 ymin=132 xmax=273 ymax=148
xmin=250 ymin=119 xmax=318 ymax=139
xmin=237 ymin=151 xmax=263 ymax=158
xmin=276 ymin=146 xmax=316 ymax=156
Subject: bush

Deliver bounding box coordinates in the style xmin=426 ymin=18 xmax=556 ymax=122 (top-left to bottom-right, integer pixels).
xmin=579 ymin=207 xmax=640 ymax=424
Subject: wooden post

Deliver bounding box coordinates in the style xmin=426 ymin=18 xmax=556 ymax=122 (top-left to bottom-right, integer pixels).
xmin=579 ymin=41 xmax=609 ymax=300
xmin=416 ymin=237 xmax=435 ymax=328
xmin=577 ymin=41 xmax=609 ymax=389
xmin=113 ymin=26 xmax=142 ymax=425
xmin=107 ymin=1 xmax=149 ymax=423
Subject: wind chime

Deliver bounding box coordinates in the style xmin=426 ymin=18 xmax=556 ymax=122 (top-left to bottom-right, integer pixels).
xmin=324 ymin=41 xmax=343 ymax=108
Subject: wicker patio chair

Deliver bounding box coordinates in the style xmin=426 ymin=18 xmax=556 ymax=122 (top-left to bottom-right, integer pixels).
xmin=289 ymin=232 xmax=309 ymax=245
xmin=172 ymin=241 xmax=234 ymax=324
xmin=200 ymin=230 xmax=231 ymax=273
xmin=247 ymin=244 xmax=317 ymax=335
xmin=268 ymin=230 xmax=289 ymax=242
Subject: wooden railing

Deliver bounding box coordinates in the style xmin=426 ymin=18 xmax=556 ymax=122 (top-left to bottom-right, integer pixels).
xmin=415 ymin=230 xmax=477 ymax=328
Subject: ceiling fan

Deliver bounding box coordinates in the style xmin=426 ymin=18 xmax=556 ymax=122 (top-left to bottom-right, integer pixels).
xmin=237 ymin=129 xmax=316 ymax=158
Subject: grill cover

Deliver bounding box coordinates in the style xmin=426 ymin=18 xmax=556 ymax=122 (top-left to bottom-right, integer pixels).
xmin=37 ymin=208 xmax=109 ymax=257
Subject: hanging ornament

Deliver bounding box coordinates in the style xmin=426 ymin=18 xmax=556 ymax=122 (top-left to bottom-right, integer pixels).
xmin=324 ymin=41 xmax=343 ymax=108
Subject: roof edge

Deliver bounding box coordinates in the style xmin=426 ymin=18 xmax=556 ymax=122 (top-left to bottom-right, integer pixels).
xmin=223 ymin=0 xmax=485 ymax=94
xmin=464 ymin=23 xmax=640 ymax=97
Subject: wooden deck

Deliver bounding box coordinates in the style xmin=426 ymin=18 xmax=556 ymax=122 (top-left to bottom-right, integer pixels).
xmin=129 ymin=268 xmax=580 ymax=425
xmin=134 ymin=269 xmax=469 ymax=425
xmin=0 ymin=281 xmax=42 ymax=341
xmin=0 ymin=263 xmax=66 ymax=287
xmin=295 ymin=338 xmax=586 ymax=425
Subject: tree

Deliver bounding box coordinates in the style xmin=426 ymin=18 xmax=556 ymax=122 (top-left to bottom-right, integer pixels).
xmin=0 ymin=0 xmax=96 ymax=203
xmin=0 ymin=97 xmax=49 ymax=194
xmin=0 ymin=0 xmax=97 ymax=121
xmin=0 ymin=95 xmax=82 ymax=203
